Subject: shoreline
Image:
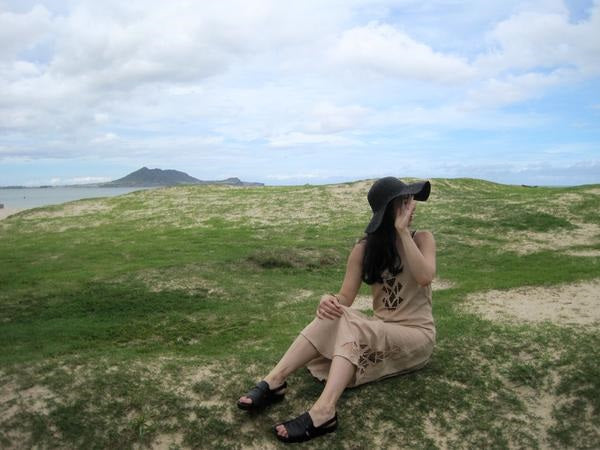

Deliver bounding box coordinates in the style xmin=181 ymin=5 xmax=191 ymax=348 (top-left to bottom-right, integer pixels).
xmin=0 ymin=208 xmax=23 ymax=221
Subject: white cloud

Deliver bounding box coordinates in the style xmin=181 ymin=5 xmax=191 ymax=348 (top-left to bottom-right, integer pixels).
xmin=50 ymin=3 xmax=230 ymax=88
xmin=0 ymin=1 xmax=347 ymax=135
xmin=331 ymin=22 xmax=476 ymax=83
xmin=0 ymin=4 xmax=53 ymax=60
xmin=477 ymin=5 xmax=600 ymax=76
xmin=457 ymin=3 xmax=600 ymax=110
xmin=0 ymin=0 xmax=599 ymax=186
xmin=268 ymin=131 xmax=360 ymax=148
xmin=90 ymin=132 xmax=118 ymax=144
xmin=436 ymin=159 xmax=600 ymax=186
xmin=462 ymin=71 xmax=568 ymax=109
xmin=266 ymin=171 xmax=327 ymax=180
xmin=306 ymin=102 xmax=370 ymax=133
xmin=49 ymin=175 xmax=112 ymax=185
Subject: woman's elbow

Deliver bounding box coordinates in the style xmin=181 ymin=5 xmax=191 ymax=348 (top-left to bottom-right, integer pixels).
xmin=417 ymin=278 xmax=433 ymax=288
xmin=416 ymin=268 xmax=436 ymax=287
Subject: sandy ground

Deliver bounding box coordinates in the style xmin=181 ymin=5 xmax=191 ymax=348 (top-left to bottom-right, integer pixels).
xmin=464 ymin=279 xmax=600 ymax=326
xmin=0 ymin=208 xmax=22 ymax=221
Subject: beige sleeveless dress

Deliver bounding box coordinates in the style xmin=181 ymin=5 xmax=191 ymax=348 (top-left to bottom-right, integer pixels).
xmin=300 ymin=236 xmax=435 ymax=387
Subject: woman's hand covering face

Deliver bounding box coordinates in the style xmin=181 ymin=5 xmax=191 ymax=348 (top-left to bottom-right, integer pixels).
xmin=394 ymin=195 xmax=415 ymax=233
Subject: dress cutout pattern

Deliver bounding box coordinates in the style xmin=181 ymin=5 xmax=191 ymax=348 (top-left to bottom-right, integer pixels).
xmin=352 ymin=343 xmax=404 ymax=377
xmin=382 ymin=277 xmax=404 ymax=310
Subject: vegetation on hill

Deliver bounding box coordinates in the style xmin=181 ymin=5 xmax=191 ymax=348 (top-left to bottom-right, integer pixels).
xmin=0 ymin=179 xmax=598 ymax=448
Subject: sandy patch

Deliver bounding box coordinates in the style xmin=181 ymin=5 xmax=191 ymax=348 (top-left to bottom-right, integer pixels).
xmin=464 ymin=279 xmax=600 ymax=326
xmin=532 ymin=192 xmax=584 ymax=219
xmin=24 ymin=200 xmax=113 ymax=219
xmin=125 ymin=266 xmax=224 ymax=295
xmin=19 ymin=385 xmax=54 ymax=415
xmin=329 ymin=179 xmax=372 ymax=195
xmin=0 ymin=382 xmax=55 ymax=425
xmin=511 ymin=384 xmax=556 ymax=448
xmin=491 ymin=367 xmax=575 ymax=448
xmin=351 ymin=295 xmax=372 ymax=310
xmin=0 ymin=380 xmax=19 ymax=422
xmin=326 ymin=180 xmax=372 ymax=215
xmin=503 ymin=222 xmax=600 ymax=255
xmin=371 ymin=421 xmax=398 ymax=448
xmin=0 ymin=208 xmax=23 ymax=221
xmin=4 ymin=201 xmax=115 ymax=233
xmin=152 ymin=432 xmax=185 ymax=449
xmin=0 ymin=358 xmax=248 ymax=449
xmin=275 ymin=289 xmax=314 ymax=308
xmin=432 ymin=278 xmax=455 ymax=290
xmin=556 ymin=192 xmax=584 ymax=204
xmin=564 ymin=249 xmax=600 ymax=257
xmin=423 ymin=412 xmax=460 ymax=449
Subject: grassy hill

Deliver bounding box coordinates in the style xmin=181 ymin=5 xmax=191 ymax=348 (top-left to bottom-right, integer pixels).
xmin=0 ymin=179 xmax=599 ymax=448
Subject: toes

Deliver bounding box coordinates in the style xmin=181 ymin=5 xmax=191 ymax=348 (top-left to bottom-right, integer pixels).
xmin=276 ymin=425 xmax=287 ymax=437
xmin=239 ymin=396 xmax=252 ymax=404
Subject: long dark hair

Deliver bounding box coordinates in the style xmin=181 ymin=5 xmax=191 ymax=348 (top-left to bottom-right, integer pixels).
xmin=361 ymin=200 xmax=403 ymax=285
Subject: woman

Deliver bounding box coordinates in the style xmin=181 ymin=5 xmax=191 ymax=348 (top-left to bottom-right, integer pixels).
xmin=237 ymin=177 xmax=436 ymax=443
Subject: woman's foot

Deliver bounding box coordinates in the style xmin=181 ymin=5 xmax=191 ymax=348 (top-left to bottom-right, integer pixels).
xmin=274 ymin=403 xmax=335 ymax=438
xmin=237 ymin=376 xmax=287 ymax=409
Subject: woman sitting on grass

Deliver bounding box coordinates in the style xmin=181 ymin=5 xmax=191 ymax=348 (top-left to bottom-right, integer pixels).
xmin=237 ymin=176 xmax=436 ymax=443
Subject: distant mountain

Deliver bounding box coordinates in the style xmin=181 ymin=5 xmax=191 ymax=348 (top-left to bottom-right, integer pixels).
xmin=205 ymin=177 xmax=263 ymax=187
xmin=102 ymin=167 xmax=200 ymax=187
xmin=100 ymin=167 xmax=263 ymax=187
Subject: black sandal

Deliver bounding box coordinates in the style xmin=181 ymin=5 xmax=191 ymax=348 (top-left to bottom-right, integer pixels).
xmin=273 ymin=411 xmax=338 ymax=443
xmin=237 ymin=380 xmax=287 ymax=411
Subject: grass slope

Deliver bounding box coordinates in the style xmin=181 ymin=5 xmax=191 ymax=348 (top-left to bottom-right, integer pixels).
xmin=1 ymin=179 xmax=599 ymax=449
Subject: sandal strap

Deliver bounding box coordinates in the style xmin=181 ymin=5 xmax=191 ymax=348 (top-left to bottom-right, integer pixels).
xmin=245 ymin=380 xmax=287 ymax=407
xmin=277 ymin=412 xmax=338 ymax=442
xmin=279 ymin=412 xmax=312 ymax=439
xmin=313 ymin=414 xmax=338 ymax=430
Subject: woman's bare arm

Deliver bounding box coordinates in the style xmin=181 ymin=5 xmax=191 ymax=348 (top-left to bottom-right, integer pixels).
xmin=316 ymin=241 xmax=365 ymax=319
xmin=336 ymin=241 xmax=365 ymax=306
xmin=397 ymin=229 xmax=436 ymax=286
xmin=395 ymin=198 xmax=436 ymax=286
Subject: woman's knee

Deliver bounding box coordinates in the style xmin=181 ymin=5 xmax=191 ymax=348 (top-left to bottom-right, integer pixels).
xmin=312 ymin=315 xmax=342 ymax=331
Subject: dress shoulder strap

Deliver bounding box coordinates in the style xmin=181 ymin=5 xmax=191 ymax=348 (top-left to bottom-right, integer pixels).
xmin=411 ymin=230 xmax=417 ymax=238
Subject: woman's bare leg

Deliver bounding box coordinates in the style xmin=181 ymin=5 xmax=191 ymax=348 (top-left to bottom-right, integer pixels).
xmin=238 ymin=334 xmax=319 ymax=405
xmin=275 ymin=354 xmax=356 ymax=437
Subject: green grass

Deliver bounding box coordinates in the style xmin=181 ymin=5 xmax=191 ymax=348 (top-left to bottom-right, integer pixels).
xmin=1 ymin=179 xmax=599 ymax=448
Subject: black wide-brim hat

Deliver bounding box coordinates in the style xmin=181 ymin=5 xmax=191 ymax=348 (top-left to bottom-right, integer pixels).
xmin=365 ymin=177 xmax=431 ymax=234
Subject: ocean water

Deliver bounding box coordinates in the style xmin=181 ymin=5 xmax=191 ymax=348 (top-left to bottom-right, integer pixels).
xmin=0 ymin=187 xmax=151 ymax=210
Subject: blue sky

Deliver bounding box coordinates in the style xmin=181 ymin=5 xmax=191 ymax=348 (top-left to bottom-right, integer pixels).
xmin=0 ymin=0 xmax=599 ymax=186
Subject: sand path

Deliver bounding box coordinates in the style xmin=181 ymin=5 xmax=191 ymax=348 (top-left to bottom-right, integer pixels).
xmin=0 ymin=208 xmax=22 ymax=221
xmin=464 ymin=279 xmax=600 ymax=326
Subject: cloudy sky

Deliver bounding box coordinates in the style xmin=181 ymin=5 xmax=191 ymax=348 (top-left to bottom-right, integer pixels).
xmin=1 ymin=0 xmax=599 ymax=186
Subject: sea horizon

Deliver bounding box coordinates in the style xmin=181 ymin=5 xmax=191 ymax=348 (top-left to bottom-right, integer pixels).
xmin=1 ymin=177 xmax=594 ymax=212
xmin=0 ymin=187 xmax=151 ymax=210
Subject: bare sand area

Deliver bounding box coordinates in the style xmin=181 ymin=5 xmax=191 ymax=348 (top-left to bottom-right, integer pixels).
xmin=464 ymin=279 xmax=600 ymax=326
xmin=0 ymin=208 xmax=22 ymax=221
